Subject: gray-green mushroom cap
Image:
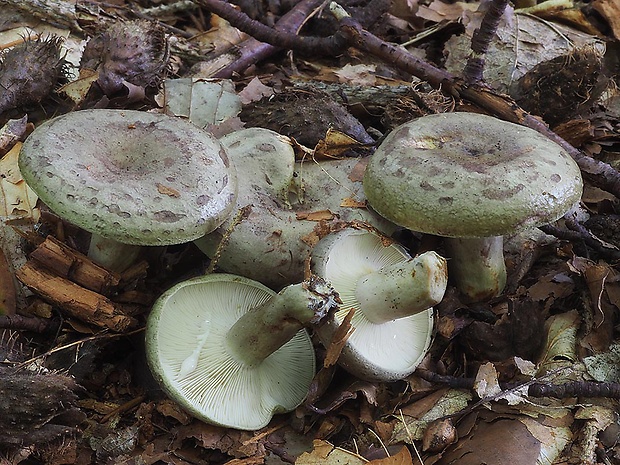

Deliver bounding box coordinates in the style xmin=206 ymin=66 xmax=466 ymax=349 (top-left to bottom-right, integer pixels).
xmin=19 ymin=109 xmax=236 ymax=246
xmin=363 ymin=112 xmax=583 ymax=238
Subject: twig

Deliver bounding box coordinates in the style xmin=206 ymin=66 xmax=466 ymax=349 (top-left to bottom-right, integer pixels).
xmin=0 ymin=315 xmax=60 ymax=334
xmin=539 ymin=223 xmax=620 ymax=260
xmin=213 ymin=0 xmax=329 ymax=78
xmin=417 ymin=369 xmax=620 ymax=399
xmin=462 ymin=0 xmax=510 ymax=83
xmin=197 ymin=0 xmax=347 ymax=55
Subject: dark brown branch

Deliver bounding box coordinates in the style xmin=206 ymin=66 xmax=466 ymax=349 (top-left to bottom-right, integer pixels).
xmin=0 ymin=315 xmax=60 ymax=334
xmin=539 ymin=222 xmax=620 ymax=260
xmin=213 ymin=0 xmax=329 ymax=78
xmin=198 ymin=0 xmax=347 ymax=56
xmin=462 ymin=0 xmax=510 ymax=83
xmin=417 ymin=369 xmax=620 ymax=399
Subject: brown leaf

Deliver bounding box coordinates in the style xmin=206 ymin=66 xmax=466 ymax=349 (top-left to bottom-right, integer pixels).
xmin=459 ymin=298 xmax=545 ymax=362
xmin=296 ymin=210 xmax=336 ymax=221
xmin=592 ymin=0 xmax=620 ymax=39
xmin=340 ymin=197 xmax=366 ymax=208
xmin=314 ymin=128 xmax=370 ymax=159
xmin=323 ymin=308 xmax=356 ymax=368
xmin=435 ymin=415 xmax=541 ymax=465
xmin=367 ymin=446 xmax=412 ymax=465
xmin=156 ymin=183 xmax=181 ymax=198
xmin=296 ymin=439 xmax=366 ymax=464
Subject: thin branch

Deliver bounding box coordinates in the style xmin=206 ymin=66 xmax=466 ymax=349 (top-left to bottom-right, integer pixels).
xmin=0 ymin=315 xmax=60 ymax=334
xmin=197 ymin=0 xmax=347 ymax=55
xmin=462 ymin=0 xmax=510 ymax=83
xmin=213 ymin=0 xmax=329 ymax=78
xmin=417 ymin=369 xmax=620 ymax=399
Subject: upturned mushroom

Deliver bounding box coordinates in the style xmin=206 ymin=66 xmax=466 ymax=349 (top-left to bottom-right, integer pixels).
xmin=311 ymin=228 xmax=444 ymax=381
xmin=19 ymin=109 xmax=237 ymax=271
xmin=363 ymin=112 xmax=583 ymax=301
xmin=145 ymin=273 xmax=339 ymax=430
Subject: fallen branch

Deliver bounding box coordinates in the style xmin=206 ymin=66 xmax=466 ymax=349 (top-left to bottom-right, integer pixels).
xmin=213 ymin=0 xmax=331 ymax=78
xmin=16 ymin=261 xmax=137 ymax=332
xmin=417 ymin=369 xmax=620 ymax=399
xmin=0 ymin=314 xmax=59 ymax=333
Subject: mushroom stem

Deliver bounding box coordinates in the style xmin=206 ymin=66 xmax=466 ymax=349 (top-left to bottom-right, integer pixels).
xmin=87 ymin=234 xmax=141 ymax=272
xmin=226 ymin=275 xmax=339 ymax=367
xmin=443 ymin=236 xmax=506 ymax=301
xmin=354 ymin=251 xmax=447 ymax=324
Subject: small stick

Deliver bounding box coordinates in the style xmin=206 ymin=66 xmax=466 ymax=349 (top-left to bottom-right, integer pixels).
xmin=213 ymin=0 xmax=329 ymax=78
xmin=0 ymin=314 xmax=59 ymax=334
xmin=462 ymin=0 xmax=510 ymax=83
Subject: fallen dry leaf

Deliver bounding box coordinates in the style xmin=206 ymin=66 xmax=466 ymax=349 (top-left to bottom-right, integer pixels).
xmin=592 ymin=0 xmax=620 ymax=39
xmin=296 ymin=439 xmax=367 ymax=465
xmin=340 ymin=197 xmax=367 ymax=208
xmin=296 ymin=210 xmax=336 ymax=221
xmin=473 ymin=362 xmax=502 ymax=400
xmin=367 ymin=446 xmax=412 ymax=465
xmin=0 ymin=143 xmax=39 ymax=221
xmin=238 ymin=76 xmax=274 ymax=104
xmin=156 ymin=183 xmax=181 ymax=198
xmin=59 ymin=68 xmax=98 ymax=105
xmin=323 ymin=308 xmax=356 ymax=368
xmin=314 ymin=128 xmax=370 ymax=159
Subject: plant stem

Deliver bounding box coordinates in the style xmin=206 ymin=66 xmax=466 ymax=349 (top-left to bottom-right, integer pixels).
xmin=444 ymin=236 xmax=507 ymax=301
xmin=462 ymin=0 xmax=510 ymax=83
xmin=226 ymin=275 xmax=339 ymax=367
xmin=355 ymin=251 xmax=447 ymax=323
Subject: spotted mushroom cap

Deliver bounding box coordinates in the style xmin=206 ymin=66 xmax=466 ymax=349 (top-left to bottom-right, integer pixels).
xmin=363 ymin=112 xmax=583 ymax=238
xmin=19 ymin=109 xmax=237 ymax=245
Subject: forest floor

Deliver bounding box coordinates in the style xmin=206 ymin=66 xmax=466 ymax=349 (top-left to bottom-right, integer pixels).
xmin=1 ymin=0 xmax=620 ymax=463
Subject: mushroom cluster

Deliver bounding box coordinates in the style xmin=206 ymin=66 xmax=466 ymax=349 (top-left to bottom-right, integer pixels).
xmin=19 ymin=106 xmax=586 ymax=432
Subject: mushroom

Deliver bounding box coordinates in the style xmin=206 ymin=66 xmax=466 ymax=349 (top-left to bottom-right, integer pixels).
xmin=363 ymin=112 xmax=583 ymax=301
xmin=145 ymin=273 xmax=339 ymax=430
xmin=19 ymin=109 xmax=236 ymax=271
xmin=195 ymin=127 xmax=396 ymax=288
xmin=311 ymin=228 xmax=444 ymax=381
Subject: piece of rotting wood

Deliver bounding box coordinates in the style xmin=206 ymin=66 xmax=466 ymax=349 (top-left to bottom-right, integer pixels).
xmin=16 ymin=261 xmax=137 ymax=332
xmin=29 ymin=236 xmax=121 ymax=295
